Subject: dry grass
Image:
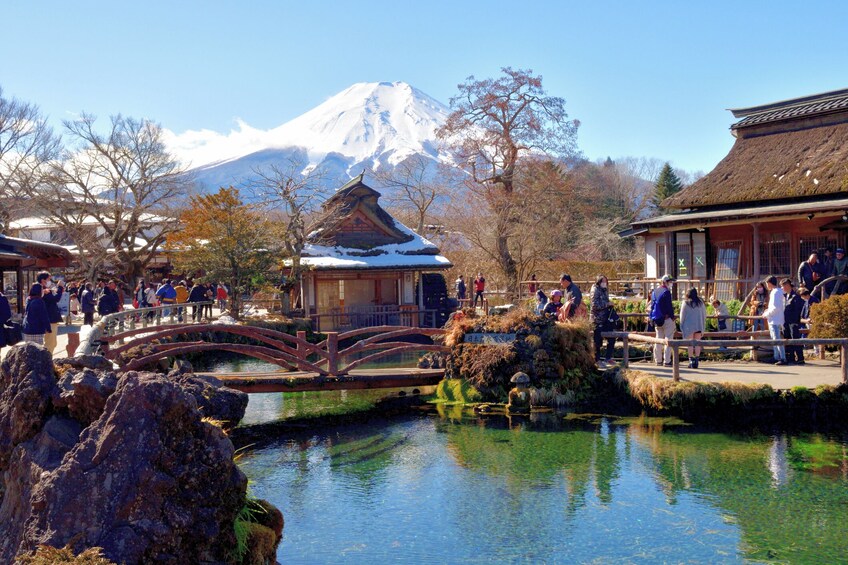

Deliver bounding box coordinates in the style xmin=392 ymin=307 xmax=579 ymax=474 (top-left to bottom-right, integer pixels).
xmin=17 ymin=545 xmax=114 ymax=564
xmin=625 ymin=370 xmax=775 ymax=411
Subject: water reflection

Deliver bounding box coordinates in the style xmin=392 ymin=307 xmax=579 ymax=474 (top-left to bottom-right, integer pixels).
xmin=236 ymin=397 xmax=848 ymax=564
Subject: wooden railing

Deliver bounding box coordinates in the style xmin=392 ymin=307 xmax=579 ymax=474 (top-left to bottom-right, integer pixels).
xmin=99 ymin=323 xmax=447 ymax=376
xmin=519 ymin=278 xmax=759 ymax=302
xmin=75 ymin=301 xmax=215 ymax=356
xmin=603 ymin=330 xmax=848 ymax=383
xmin=310 ymin=306 xmax=440 ymax=332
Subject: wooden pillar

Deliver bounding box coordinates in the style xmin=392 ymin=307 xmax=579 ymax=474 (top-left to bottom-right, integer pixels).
xmin=16 ymin=266 xmax=24 ymax=315
xmin=671 ymin=346 xmax=680 ymax=382
xmin=296 ymin=330 xmax=308 ymax=371
xmin=752 ymin=222 xmax=761 ymax=283
xmin=326 ymin=332 xmax=339 ymax=376
xmin=622 ymin=335 xmax=629 ymax=368
xmin=842 ymin=343 xmax=848 ymax=384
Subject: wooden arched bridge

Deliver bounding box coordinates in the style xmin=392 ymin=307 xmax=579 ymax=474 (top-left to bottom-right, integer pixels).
xmin=78 ymin=306 xmax=448 ymax=393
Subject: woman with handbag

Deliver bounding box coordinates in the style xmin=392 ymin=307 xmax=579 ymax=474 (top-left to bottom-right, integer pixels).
xmin=590 ymin=275 xmax=616 ymax=369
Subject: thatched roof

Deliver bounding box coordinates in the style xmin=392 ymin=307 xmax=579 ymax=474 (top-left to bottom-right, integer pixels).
xmin=664 ymin=120 xmax=848 ymax=209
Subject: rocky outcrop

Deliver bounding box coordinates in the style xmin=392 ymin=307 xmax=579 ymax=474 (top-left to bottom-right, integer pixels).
xmin=0 ymin=343 xmax=281 ymax=564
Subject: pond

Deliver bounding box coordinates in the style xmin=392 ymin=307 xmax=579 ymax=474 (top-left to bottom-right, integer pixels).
xmin=235 ymin=391 xmax=848 ymax=564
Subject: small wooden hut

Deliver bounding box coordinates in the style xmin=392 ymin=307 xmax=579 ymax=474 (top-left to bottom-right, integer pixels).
xmin=0 ymin=234 xmax=73 ymax=314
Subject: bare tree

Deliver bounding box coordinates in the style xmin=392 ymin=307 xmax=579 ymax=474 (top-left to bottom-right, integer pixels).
xmin=249 ymin=161 xmax=329 ymax=310
xmin=373 ymin=155 xmax=448 ymax=234
xmin=0 ymin=87 xmax=60 ymax=232
xmin=437 ymin=68 xmax=580 ymax=298
xmin=41 ymin=114 xmax=191 ymax=285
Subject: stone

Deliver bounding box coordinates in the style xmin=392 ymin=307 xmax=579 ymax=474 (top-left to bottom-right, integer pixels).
xmin=506 ymin=371 xmax=531 ymax=414
xmin=54 ymin=355 xmax=114 ymax=372
xmin=170 ymin=371 xmax=248 ymax=429
xmin=16 ymin=372 xmax=248 ymax=564
xmin=0 ymin=344 xmax=58 ymax=472
xmin=53 ymin=368 xmax=118 ymax=426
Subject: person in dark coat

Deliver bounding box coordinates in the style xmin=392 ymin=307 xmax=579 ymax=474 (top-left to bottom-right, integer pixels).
xmin=22 ymin=284 xmax=51 ymax=346
xmin=455 ymin=275 xmax=466 ymax=302
xmin=782 ymin=278 xmax=804 ymax=365
xmin=543 ymin=290 xmax=564 ymax=316
xmin=590 ymin=275 xmax=615 ymax=368
xmin=97 ymin=281 xmax=120 ymax=317
xmin=188 ymin=281 xmax=208 ymax=322
xmin=80 ymin=282 xmax=96 ymax=326
xmin=37 ymin=272 xmax=64 ymax=354
xmin=832 ymin=248 xmax=848 ymax=295
xmin=560 ymin=274 xmax=583 ymax=319
xmin=797 ymin=253 xmax=820 ymax=292
xmin=0 ymin=292 xmax=11 ymax=349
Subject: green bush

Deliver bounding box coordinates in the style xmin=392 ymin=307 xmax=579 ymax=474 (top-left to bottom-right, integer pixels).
xmin=808 ymin=294 xmax=848 ymax=339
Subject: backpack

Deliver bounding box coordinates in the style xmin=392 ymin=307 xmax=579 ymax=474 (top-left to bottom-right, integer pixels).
xmin=649 ymin=287 xmax=668 ymax=324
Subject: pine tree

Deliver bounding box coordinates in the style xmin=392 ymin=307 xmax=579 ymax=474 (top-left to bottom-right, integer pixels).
xmin=652 ymin=162 xmax=683 ymax=211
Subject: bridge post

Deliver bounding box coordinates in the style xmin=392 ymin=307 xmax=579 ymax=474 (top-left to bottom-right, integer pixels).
xmin=326 ymin=332 xmax=339 ymax=375
xmin=622 ymin=335 xmax=629 ymax=368
xmin=296 ymin=330 xmax=308 ymax=371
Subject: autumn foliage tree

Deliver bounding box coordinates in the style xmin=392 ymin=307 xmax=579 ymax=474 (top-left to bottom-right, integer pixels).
xmin=167 ymin=187 xmax=279 ymax=319
xmin=437 ymin=67 xmax=580 ymax=298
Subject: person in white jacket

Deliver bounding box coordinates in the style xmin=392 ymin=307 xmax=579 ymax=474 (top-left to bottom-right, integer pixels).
xmin=762 ymin=276 xmax=787 ymax=365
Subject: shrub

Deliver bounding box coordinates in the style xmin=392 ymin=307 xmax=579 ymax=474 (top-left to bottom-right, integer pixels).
xmin=17 ymin=545 xmax=114 ymax=564
xmin=435 ymin=378 xmax=483 ymax=403
xmin=808 ymin=294 xmax=848 ymax=339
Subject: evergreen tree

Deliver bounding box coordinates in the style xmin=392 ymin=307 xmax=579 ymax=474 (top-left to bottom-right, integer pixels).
xmin=652 ymin=162 xmax=683 ymax=210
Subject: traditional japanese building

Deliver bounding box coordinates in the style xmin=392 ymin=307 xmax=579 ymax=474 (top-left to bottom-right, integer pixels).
xmin=626 ymin=87 xmax=848 ymax=300
xmin=0 ymin=234 xmax=72 ymax=314
xmin=299 ymin=174 xmax=452 ymax=330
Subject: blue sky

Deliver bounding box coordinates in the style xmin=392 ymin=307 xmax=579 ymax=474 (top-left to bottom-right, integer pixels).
xmin=5 ymin=1 xmax=847 ymax=174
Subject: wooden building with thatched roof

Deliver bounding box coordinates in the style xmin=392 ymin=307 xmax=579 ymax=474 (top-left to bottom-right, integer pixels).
xmin=299 ymin=174 xmax=452 ymax=330
xmin=626 ymin=87 xmax=848 ymax=300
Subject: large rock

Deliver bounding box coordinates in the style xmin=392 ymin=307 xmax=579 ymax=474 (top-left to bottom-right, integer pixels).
xmin=15 ymin=372 xmax=248 ymax=563
xmin=55 ymin=355 xmax=114 ymax=372
xmin=0 ymin=344 xmax=57 ymax=472
xmin=171 ymin=372 xmax=249 ymax=429
xmin=53 ymin=368 xmax=118 ymax=426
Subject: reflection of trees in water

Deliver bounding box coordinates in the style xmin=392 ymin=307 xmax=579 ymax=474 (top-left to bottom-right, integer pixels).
xmin=627 ymin=422 xmax=848 ymax=563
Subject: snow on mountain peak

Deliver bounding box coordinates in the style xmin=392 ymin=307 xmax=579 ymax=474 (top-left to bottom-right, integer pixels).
xmin=165 ymin=81 xmax=450 ymax=175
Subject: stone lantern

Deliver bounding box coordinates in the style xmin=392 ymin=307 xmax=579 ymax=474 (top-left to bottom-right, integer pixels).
xmin=506 ymin=371 xmax=531 ymax=414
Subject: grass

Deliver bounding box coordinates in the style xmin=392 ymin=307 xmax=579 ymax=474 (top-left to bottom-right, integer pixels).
xmin=17 ymin=545 xmax=114 ymax=564
xmin=434 ymin=378 xmax=482 ymax=404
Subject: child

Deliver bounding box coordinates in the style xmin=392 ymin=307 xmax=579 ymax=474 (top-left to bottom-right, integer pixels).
xmin=710 ymin=296 xmax=729 ymax=331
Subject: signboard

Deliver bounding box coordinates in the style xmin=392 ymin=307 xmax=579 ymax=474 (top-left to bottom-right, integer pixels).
xmin=464 ymin=333 xmax=516 ymax=345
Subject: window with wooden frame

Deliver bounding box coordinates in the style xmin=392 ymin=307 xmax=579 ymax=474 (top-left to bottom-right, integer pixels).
xmin=759 ymin=232 xmax=791 ymax=276
xmin=713 ymin=240 xmax=742 ymax=301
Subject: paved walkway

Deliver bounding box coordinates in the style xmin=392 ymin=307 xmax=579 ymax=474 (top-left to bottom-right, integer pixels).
xmin=629 ymin=358 xmax=844 ymax=389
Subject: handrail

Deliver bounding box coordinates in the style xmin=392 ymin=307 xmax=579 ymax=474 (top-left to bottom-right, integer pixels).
xmin=602 ymin=329 xmax=848 ymax=383
xmin=75 ymin=301 xmax=214 ymax=356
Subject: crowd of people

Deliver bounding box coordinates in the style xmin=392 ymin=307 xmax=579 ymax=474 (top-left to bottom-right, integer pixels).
xmin=2 ymin=272 xmax=231 ymax=357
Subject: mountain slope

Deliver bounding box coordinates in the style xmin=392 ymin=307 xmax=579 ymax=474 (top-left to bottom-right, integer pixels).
xmin=166 ymin=81 xmax=452 ymax=193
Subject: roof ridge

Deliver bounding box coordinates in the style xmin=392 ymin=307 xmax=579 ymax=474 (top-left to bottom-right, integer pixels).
xmin=730 ymin=87 xmax=848 ymax=118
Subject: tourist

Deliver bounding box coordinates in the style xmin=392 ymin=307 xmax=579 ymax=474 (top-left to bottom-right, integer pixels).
xmin=535 ymin=288 xmax=547 ymax=315
xmin=710 ymin=296 xmax=729 ymax=331
xmin=528 ymin=274 xmax=538 ymax=295
xmin=762 ymin=276 xmax=786 ymax=365
xmin=22 ymin=284 xmax=50 ymax=346
xmin=0 ymin=291 xmax=11 ymax=350
xmin=748 ymin=282 xmax=768 ymax=331
xmin=455 ymin=275 xmax=466 ymax=302
xmin=37 ymin=272 xmax=64 ymax=354
xmin=590 ymin=275 xmax=615 ymax=369
xmin=559 ymin=274 xmax=584 ymax=319
xmin=115 ymin=282 xmax=126 ymax=312
xmin=216 ymin=282 xmax=228 ymax=312
xmin=821 ymin=248 xmax=835 ymax=294
xmin=680 ymin=288 xmax=707 ymax=369
xmin=80 ymin=283 xmax=95 ymax=326
xmin=134 ymin=279 xmax=150 ymax=309
xmin=156 ymin=279 xmax=177 ymax=317
xmin=797 ymin=252 xmax=820 ymax=291
xmin=473 ymin=273 xmax=485 ymax=309
xmin=67 ymin=280 xmax=80 ymax=324
xmin=799 ymin=287 xmax=819 ymax=357
xmin=204 ymin=282 xmax=215 ymax=318
xmin=97 ymin=280 xmax=121 ymax=318
xmin=174 ymin=280 xmax=189 ymax=321
xmin=543 ymin=289 xmax=564 ymax=317
xmin=188 ymin=280 xmax=207 ymax=322
xmin=782 ymin=278 xmax=804 ymax=365
xmin=649 ymin=274 xmax=676 ymax=367
xmin=831 ymin=248 xmax=848 ymax=294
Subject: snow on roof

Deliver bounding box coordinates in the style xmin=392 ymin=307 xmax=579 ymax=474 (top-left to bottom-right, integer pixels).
xmin=10 ymin=212 xmax=169 ymax=230
xmin=301 ymin=219 xmax=451 ymax=271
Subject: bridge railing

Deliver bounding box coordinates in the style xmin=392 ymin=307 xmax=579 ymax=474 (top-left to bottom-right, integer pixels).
xmin=602 ymin=330 xmax=848 ymax=383
xmin=75 ymin=301 xmax=215 ymax=357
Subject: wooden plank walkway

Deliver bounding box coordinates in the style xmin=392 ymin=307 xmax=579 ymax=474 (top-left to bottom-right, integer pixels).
xmin=195 ymin=367 xmax=445 ymax=393
xmin=629 ymin=358 xmax=843 ymax=390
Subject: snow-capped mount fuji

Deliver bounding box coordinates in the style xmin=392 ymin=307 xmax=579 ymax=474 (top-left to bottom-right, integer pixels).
xmin=167 ymin=81 xmax=452 ymax=194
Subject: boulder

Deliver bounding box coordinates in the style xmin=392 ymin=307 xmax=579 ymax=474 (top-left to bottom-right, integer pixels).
xmin=170 ymin=371 xmax=248 ymax=429
xmin=53 ymin=369 xmax=119 ymax=426
xmin=18 ymin=372 xmax=248 ymax=564
xmin=54 ymin=355 xmax=114 ymax=372
xmin=0 ymin=344 xmax=58 ymax=472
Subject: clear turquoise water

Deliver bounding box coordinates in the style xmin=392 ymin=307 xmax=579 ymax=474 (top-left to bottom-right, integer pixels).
xmin=236 ymin=393 xmax=848 ymax=564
